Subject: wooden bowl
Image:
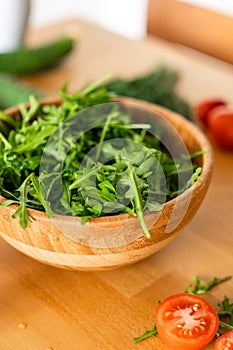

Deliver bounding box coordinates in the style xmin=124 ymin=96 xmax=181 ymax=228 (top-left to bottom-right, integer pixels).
xmin=0 ymin=97 xmax=214 ymax=270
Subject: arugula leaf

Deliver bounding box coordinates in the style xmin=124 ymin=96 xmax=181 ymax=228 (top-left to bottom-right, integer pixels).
xmin=11 ymin=174 xmax=33 ymax=228
xmin=217 ymin=296 xmax=233 ymax=335
xmin=20 ymin=95 xmax=40 ymax=127
xmin=14 ymin=126 xmax=57 ymax=153
xmin=134 ymin=323 xmax=158 ymax=344
xmin=185 ymin=276 xmax=232 ymax=294
xmin=218 ymin=296 xmax=233 ymax=322
xmin=30 ymin=173 xmax=52 ymax=218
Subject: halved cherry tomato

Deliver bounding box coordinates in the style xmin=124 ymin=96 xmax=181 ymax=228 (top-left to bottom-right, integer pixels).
xmin=214 ymin=330 xmax=233 ymax=349
xmin=208 ymin=106 xmax=233 ymax=150
xmin=155 ymin=293 xmax=219 ymax=350
xmin=196 ymin=99 xmax=226 ymax=127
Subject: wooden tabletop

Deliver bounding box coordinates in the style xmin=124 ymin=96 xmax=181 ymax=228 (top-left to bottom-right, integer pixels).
xmin=0 ymin=19 xmax=233 ymax=350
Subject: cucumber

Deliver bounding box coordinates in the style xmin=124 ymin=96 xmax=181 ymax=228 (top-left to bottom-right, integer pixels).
xmin=0 ymin=36 xmax=74 ymax=75
xmin=0 ymin=73 xmax=45 ymax=108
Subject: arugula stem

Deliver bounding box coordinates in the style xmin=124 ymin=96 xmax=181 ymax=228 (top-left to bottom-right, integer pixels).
xmin=125 ymin=155 xmax=151 ymax=239
xmin=204 ymin=276 xmax=232 ymax=291
xmin=134 ymin=323 xmax=158 ymax=343
xmin=136 ymin=211 xmax=151 ymax=239
xmin=82 ymin=74 xmax=112 ymax=95
xmin=168 ymin=166 xmax=195 ymax=176
xmin=69 ymin=164 xmax=100 ymax=190
xmin=219 ymin=321 xmax=233 ymax=331
xmin=0 ymin=132 xmax=11 ymax=149
xmin=95 ymin=110 xmax=118 ymax=161
xmin=185 ymin=276 xmax=232 ymax=294
xmin=30 ymin=174 xmax=52 ymax=218
xmin=0 ymin=110 xmax=18 ymax=128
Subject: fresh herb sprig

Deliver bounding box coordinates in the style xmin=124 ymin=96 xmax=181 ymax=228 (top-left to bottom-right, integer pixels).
xmin=217 ymin=296 xmax=233 ymax=335
xmin=185 ymin=276 xmax=232 ymax=294
xmin=104 ymin=65 xmax=193 ymax=120
xmin=134 ymin=323 xmax=158 ymax=343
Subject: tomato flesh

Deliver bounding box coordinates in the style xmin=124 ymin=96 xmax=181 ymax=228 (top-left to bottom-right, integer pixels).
xmin=196 ymin=99 xmax=226 ymax=127
xmin=214 ymin=330 xmax=233 ymax=350
xmin=208 ymin=106 xmax=233 ymax=150
xmin=155 ymin=293 xmax=219 ymax=350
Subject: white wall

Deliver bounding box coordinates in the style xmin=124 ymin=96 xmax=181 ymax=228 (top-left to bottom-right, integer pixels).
xmin=29 ymin=0 xmax=149 ymax=40
xmin=29 ymin=0 xmax=233 ymax=40
xmin=180 ymin=0 xmax=233 ymax=17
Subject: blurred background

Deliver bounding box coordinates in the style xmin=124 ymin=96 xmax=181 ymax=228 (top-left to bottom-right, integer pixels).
xmin=0 ymin=0 xmax=233 ymax=114
xmin=29 ymin=0 xmax=233 ymax=40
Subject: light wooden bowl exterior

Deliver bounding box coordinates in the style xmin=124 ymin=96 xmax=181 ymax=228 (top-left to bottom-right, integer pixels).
xmin=0 ymin=97 xmax=214 ymax=270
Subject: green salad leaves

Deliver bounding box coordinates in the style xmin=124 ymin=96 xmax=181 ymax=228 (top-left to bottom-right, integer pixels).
xmin=0 ymin=79 xmax=201 ymax=236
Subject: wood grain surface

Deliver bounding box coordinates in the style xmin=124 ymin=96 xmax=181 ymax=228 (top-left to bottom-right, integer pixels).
xmin=0 ymin=19 xmax=233 ymax=350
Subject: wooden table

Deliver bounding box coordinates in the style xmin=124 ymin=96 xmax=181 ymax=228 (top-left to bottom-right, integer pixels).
xmin=0 ymin=20 xmax=233 ymax=350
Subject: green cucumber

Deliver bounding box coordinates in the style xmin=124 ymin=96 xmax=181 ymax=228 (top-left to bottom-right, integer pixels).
xmin=0 ymin=73 xmax=45 ymax=108
xmin=0 ymin=36 xmax=74 ymax=75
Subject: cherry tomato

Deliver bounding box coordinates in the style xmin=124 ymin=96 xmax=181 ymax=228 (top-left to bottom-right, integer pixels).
xmin=196 ymin=99 xmax=226 ymax=127
xmin=155 ymin=293 xmax=219 ymax=350
xmin=208 ymin=106 xmax=233 ymax=150
xmin=214 ymin=330 xmax=233 ymax=350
